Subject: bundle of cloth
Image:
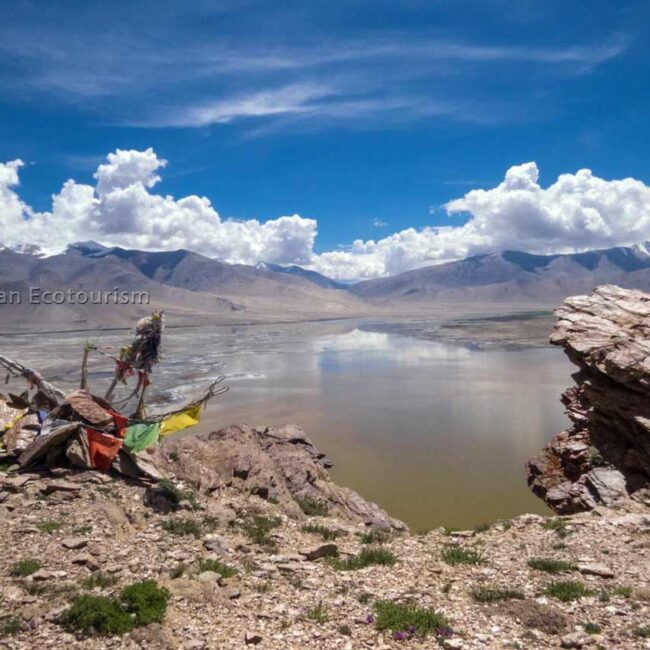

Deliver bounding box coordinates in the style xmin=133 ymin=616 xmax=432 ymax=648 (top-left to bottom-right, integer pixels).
xmin=0 ymin=382 xmax=221 ymax=481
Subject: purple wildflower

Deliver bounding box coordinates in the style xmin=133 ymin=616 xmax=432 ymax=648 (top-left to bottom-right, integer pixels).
xmin=394 ymin=630 xmax=406 ymax=641
xmin=366 ymin=614 xmax=375 ymax=625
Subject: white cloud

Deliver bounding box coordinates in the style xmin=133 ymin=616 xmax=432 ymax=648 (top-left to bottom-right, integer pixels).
xmin=0 ymin=148 xmax=317 ymax=266
xmin=310 ymin=161 xmax=650 ymax=279
xmin=3 ymin=152 xmax=650 ymax=281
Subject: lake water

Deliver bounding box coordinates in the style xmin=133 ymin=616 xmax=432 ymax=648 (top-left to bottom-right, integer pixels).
xmin=0 ymin=320 xmax=571 ymax=530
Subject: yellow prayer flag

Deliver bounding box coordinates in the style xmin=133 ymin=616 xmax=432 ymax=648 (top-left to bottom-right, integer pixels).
xmin=160 ymin=404 xmax=202 ymax=436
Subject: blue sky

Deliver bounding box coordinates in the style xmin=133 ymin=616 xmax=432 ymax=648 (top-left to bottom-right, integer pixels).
xmin=1 ymin=0 xmax=650 ymax=279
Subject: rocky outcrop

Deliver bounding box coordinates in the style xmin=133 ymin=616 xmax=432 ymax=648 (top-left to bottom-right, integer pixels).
xmin=527 ymin=285 xmax=650 ymax=513
xmin=154 ymin=423 xmax=406 ymax=531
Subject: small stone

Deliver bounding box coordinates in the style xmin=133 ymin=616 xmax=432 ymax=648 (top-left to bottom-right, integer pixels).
xmin=244 ymin=632 xmax=263 ymax=645
xmin=31 ymin=570 xmax=56 ymax=581
xmin=184 ymin=640 xmax=206 ymax=649
xmin=300 ymin=544 xmax=338 ymax=561
xmin=197 ymin=571 xmax=220 ymax=582
xmin=449 ymin=530 xmax=474 ymax=538
xmin=203 ymin=535 xmax=229 ymax=554
xmin=62 ymin=537 xmax=88 ymax=550
xmin=229 ymin=589 xmax=241 ymax=599
xmin=41 ymin=480 xmax=81 ymax=495
xmin=443 ymin=640 xmax=464 ymax=649
xmin=561 ymin=632 xmax=591 ymax=648
xmin=577 ymin=562 xmax=614 ymax=578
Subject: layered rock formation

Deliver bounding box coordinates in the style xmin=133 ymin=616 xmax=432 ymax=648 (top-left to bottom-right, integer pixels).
xmin=527 ymin=285 xmax=650 ymax=513
xmin=154 ymin=423 xmax=406 ymax=531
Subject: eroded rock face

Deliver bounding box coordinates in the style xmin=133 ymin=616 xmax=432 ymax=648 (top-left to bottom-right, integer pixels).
xmin=527 ymin=285 xmax=650 ymax=513
xmin=155 ymin=423 xmax=406 ymax=531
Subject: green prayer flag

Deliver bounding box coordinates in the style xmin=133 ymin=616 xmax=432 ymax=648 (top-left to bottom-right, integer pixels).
xmin=123 ymin=421 xmax=161 ymax=453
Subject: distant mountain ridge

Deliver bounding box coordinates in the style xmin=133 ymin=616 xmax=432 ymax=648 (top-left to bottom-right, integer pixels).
xmin=0 ymin=242 xmax=366 ymax=332
xmin=350 ymin=242 xmax=650 ymax=303
xmin=3 ymin=240 xmax=650 ymax=331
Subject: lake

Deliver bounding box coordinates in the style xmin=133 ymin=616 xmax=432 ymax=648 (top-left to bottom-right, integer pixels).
xmin=0 ymin=320 xmax=571 ymax=530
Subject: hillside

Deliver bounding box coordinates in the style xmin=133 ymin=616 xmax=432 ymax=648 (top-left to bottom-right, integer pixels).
xmin=351 ymin=244 xmax=650 ymax=305
xmin=0 ymin=244 xmax=368 ymax=332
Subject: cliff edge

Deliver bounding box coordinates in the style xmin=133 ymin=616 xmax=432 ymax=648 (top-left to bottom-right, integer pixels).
xmin=527 ymin=284 xmax=650 ymax=513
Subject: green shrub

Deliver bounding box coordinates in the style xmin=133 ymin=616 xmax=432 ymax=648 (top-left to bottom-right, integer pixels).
xmin=328 ymin=547 xmax=396 ymax=571
xmin=338 ymin=624 xmax=352 ymax=636
xmin=295 ymin=495 xmax=329 ymax=517
xmin=471 ymin=586 xmax=525 ymax=603
xmin=611 ymin=586 xmax=632 ymax=598
xmin=158 ymin=480 xmax=201 ymax=510
xmin=197 ymin=559 xmax=238 ymax=578
xmin=170 ymin=563 xmax=186 ymax=579
xmin=240 ymin=515 xmax=281 ymax=551
xmin=527 ymin=558 xmax=576 ymax=574
xmin=60 ymin=595 xmax=134 ymax=636
xmin=9 ymin=559 xmax=41 ymax=577
xmin=359 ymin=530 xmax=390 ymax=544
xmin=544 ymin=580 xmax=593 ymax=602
xmin=306 ymin=603 xmax=328 ymax=623
xmin=442 ymin=547 xmax=484 ymax=566
xmin=0 ymin=616 xmax=21 ymax=636
xmin=633 ymin=626 xmax=650 ymax=638
xmin=373 ymin=600 xmax=448 ymax=638
xmin=583 ymin=622 xmax=602 ymax=634
xmin=120 ymin=580 xmax=170 ymax=626
xmin=473 ymin=523 xmax=491 ymax=533
xmin=161 ymin=517 xmax=202 ymax=538
xmin=37 ymin=520 xmax=64 ymax=534
xmin=81 ymin=572 xmax=119 ymax=590
xmin=301 ymin=524 xmax=343 ymax=541
xmin=542 ymin=518 xmax=571 ymax=538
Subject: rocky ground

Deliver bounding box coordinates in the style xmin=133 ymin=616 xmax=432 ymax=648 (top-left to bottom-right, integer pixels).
xmin=0 ymin=462 xmax=648 ymax=650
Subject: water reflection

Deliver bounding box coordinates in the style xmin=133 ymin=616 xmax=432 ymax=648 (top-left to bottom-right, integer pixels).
xmin=0 ymin=322 xmax=571 ymax=530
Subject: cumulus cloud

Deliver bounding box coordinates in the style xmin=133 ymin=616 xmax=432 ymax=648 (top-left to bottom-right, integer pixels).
xmin=2 ymin=151 xmax=650 ymax=280
xmin=311 ymin=161 xmax=650 ymax=279
xmin=0 ymin=148 xmax=317 ymax=266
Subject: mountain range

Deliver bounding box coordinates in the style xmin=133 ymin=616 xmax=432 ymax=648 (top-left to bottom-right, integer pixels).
xmin=1 ymin=241 xmax=650 ymax=331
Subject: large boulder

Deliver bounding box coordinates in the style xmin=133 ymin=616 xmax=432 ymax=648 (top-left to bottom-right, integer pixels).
xmin=527 ymin=285 xmax=650 ymax=513
xmin=154 ymin=423 xmax=406 ymax=531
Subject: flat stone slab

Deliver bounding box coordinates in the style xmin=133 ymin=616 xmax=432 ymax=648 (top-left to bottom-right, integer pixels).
xmin=62 ymin=537 xmax=88 ymax=550
xmin=577 ymin=562 xmax=614 ymax=578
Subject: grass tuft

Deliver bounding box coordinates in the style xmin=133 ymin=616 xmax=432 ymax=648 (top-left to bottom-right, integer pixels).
xmin=306 ymin=602 xmax=328 ymax=623
xmin=328 ymin=547 xmax=396 ymax=571
xmin=471 ymin=586 xmax=525 ymax=603
xmin=542 ymin=518 xmax=571 ymax=538
xmin=359 ymin=530 xmax=390 ymax=545
xmin=544 ymin=580 xmax=593 ymax=602
xmin=240 ymin=515 xmax=282 ymax=552
xmin=0 ymin=616 xmax=22 ymax=636
xmin=37 ymin=520 xmax=64 ymax=534
xmin=583 ymin=622 xmax=601 ymax=634
xmin=81 ymin=572 xmax=119 ymax=590
xmin=295 ymin=495 xmax=329 ymax=517
xmin=301 ymin=523 xmax=343 ymax=541
xmin=527 ymin=558 xmax=576 ymax=574
xmin=197 ymin=559 xmax=238 ymax=578
xmin=161 ymin=517 xmax=202 ymax=538
xmin=373 ymin=600 xmax=448 ymax=638
xmin=9 ymin=559 xmax=41 ymax=577
xmin=441 ymin=547 xmax=485 ymax=566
